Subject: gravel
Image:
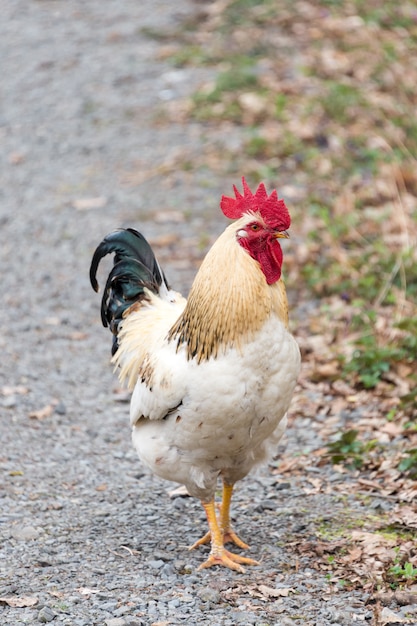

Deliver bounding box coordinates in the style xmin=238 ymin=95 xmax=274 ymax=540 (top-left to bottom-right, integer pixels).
xmin=0 ymin=1 xmax=404 ymax=624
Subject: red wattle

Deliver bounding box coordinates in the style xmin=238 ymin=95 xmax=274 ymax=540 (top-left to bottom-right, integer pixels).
xmin=239 ymin=237 xmax=283 ymax=285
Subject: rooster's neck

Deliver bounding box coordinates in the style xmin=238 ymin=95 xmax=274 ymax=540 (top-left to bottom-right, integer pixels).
xmin=168 ymin=223 xmax=289 ymax=362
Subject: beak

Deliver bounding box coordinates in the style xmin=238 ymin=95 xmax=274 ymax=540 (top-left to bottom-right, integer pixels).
xmin=274 ymin=230 xmax=290 ymax=239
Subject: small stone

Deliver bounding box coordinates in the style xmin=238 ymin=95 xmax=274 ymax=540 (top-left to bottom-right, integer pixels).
xmin=197 ymin=588 xmax=221 ymax=603
xmin=100 ymin=602 xmax=118 ymax=612
xmin=168 ymin=598 xmax=181 ymax=609
xmin=38 ymin=606 xmax=56 ymax=623
xmin=3 ymin=395 xmax=17 ymax=408
xmin=113 ymin=606 xmax=132 ymax=617
xmin=255 ymin=500 xmax=277 ymax=512
xmin=180 ymin=594 xmax=194 ymax=603
xmin=153 ymin=549 xmax=175 ymax=561
xmin=105 ymin=619 xmax=126 ymax=626
xmin=148 ymin=559 xmax=165 ymax=569
xmin=11 ymin=525 xmax=40 ymax=541
xmin=230 ymin=610 xmax=257 ymax=624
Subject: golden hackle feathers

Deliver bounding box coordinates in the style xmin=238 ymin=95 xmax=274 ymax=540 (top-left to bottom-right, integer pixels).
xmin=112 ymin=290 xmax=186 ymax=391
xmin=168 ymin=218 xmax=289 ymax=363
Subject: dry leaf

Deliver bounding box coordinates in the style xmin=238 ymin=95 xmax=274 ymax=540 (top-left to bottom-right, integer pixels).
xmin=391 ymin=506 xmax=417 ymax=530
xmin=29 ymin=404 xmax=54 ymax=420
xmin=381 ymin=606 xmax=411 ymax=624
xmin=153 ymin=210 xmax=185 ymax=223
xmin=257 ymin=585 xmax=293 ymax=598
xmin=48 ymin=590 xmax=66 ymax=599
xmin=377 ymin=590 xmax=417 ymax=606
xmin=73 ymin=196 xmax=107 ymax=210
xmin=70 ymin=331 xmax=88 ymax=341
xmin=77 ymin=587 xmax=101 ymax=596
xmin=1 ymin=385 xmax=29 ymax=396
xmin=8 ymin=152 xmax=25 ymax=165
xmin=149 ymin=234 xmax=179 ymax=247
xmin=0 ymin=596 xmax=38 ymax=607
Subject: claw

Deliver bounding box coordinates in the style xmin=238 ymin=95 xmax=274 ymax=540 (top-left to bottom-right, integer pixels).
xmin=197 ymin=549 xmax=259 ymax=573
xmin=195 ymin=500 xmax=258 ymax=573
xmin=223 ymin=529 xmax=249 ymax=550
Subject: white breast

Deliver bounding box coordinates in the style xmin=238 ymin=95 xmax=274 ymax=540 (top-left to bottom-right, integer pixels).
xmin=131 ymin=315 xmax=300 ymax=501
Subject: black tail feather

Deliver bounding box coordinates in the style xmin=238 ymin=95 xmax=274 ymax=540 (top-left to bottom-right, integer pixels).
xmin=90 ymin=228 xmax=168 ymax=353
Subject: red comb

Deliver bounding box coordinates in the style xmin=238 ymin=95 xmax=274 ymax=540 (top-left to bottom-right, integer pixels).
xmin=220 ymin=177 xmax=290 ymax=231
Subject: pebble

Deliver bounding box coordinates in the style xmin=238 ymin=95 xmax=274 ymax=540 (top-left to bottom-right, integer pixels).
xmin=38 ymin=606 xmax=56 ymax=623
xmin=168 ymin=599 xmax=181 ymax=609
xmin=197 ymin=588 xmax=221 ymax=603
xmin=3 ymin=396 xmax=17 ymax=408
xmin=11 ymin=525 xmax=40 ymax=540
xmin=54 ymin=402 xmax=67 ymax=415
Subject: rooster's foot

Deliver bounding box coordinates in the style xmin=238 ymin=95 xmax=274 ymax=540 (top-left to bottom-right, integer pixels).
xmin=197 ymin=549 xmax=259 ymax=573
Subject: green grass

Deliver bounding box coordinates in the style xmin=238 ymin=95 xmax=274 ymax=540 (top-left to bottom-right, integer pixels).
xmin=326 ymin=430 xmax=380 ymax=468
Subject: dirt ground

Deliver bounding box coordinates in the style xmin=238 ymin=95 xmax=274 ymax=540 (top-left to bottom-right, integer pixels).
xmin=1 ymin=1 xmax=416 ymax=625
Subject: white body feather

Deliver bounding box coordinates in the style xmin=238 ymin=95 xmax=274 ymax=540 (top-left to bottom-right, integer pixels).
xmin=115 ymin=292 xmax=300 ymax=501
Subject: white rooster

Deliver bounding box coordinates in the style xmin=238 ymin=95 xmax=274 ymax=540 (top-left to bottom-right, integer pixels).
xmin=90 ymin=178 xmax=300 ymax=571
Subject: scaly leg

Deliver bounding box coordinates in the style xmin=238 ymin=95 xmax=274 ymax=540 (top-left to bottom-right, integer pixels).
xmin=219 ymin=482 xmax=249 ymax=549
xmin=196 ymin=500 xmax=258 ymax=572
xmin=190 ymin=481 xmax=251 ymax=553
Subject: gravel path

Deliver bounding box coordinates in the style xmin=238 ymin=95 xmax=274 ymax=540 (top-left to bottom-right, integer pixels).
xmin=0 ymin=2 xmax=395 ymax=625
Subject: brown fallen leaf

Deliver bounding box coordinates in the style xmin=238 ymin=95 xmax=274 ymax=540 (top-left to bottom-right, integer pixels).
xmin=48 ymin=590 xmax=66 ymax=599
xmin=73 ymin=196 xmax=107 ymax=210
xmin=0 ymin=596 xmax=38 ymax=607
xmin=257 ymin=584 xmax=293 ymax=598
xmin=391 ymin=506 xmax=417 ymax=530
xmin=76 ymin=587 xmax=101 ymax=597
xmin=8 ymin=151 xmax=25 ymax=165
xmin=1 ymin=385 xmax=29 ymax=396
xmin=381 ymin=606 xmax=412 ymax=624
xmin=153 ymin=210 xmax=185 ymax=223
xmin=69 ymin=331 xmax=88 ymax=341
xmin=376 ymin=590 xmax=417 ymax=606
xmin=29 ymin=404 xmax=54 ymax=420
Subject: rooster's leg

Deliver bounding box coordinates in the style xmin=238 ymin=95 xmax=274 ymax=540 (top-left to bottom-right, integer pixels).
xmin=196 ymin=500 xmax=258 ymax=572
xmin=219 ymin=482 xmax=249 ymax=549
xmin=189 ymin=481 xmax=249 ymax=550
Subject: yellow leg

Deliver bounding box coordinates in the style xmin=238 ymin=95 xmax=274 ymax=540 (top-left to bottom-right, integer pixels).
xmin=219 ymin=482 xmax=249 ymax=550
xmin=189 ymin=481 xmax=249 ymax=551
xmin=196 ymin=500 xmax=258 ymax=572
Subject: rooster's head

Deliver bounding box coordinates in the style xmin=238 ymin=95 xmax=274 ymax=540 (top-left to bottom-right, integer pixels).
xmin=220 ymin=177 xmax=291 ymax=285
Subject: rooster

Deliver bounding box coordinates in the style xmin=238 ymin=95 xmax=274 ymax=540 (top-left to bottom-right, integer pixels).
xmin=90 ymin=178 xmax=300 ymax=572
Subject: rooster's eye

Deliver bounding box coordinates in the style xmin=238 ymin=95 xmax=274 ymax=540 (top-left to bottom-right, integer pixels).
xmin=250 ymin=223 xmax=261 ymax=231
